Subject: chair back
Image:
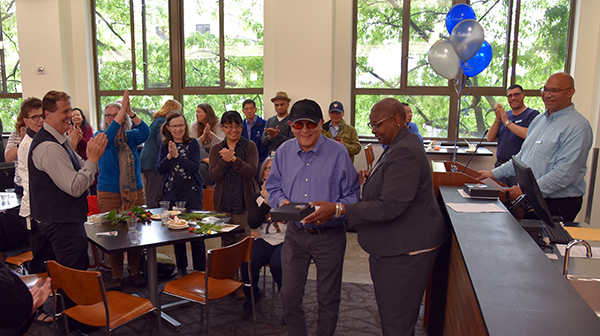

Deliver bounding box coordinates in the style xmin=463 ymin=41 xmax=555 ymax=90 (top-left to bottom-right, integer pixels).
xmin=365 ymin=144 xmax=375 ymax=170
xmin=87 ymin=195 xmax=100 ymax=216
xmin=206 ymin=236 xmax=252 ymax=280
xmin=203 ymin=188 xmax=215 ymax=211
xmin=46 ymin=260 xmax=105 ymax=306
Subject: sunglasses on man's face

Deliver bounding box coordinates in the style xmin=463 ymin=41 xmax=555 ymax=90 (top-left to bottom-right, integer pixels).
xmin=291 ymin=121 xmax=318 ymax=130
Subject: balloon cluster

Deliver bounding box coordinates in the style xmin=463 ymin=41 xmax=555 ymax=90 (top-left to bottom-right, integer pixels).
xmin=428 ymin=4 xmax=493 ymax=79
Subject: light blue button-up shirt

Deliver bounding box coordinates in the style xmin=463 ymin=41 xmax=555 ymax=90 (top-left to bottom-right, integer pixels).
xmin=266 ymin=135 xmax=360 ymax=229
xmin=493 ymin=104 xmax=593 ymax=198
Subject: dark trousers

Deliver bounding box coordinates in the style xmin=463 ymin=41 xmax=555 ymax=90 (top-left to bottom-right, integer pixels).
xmin=142 ymin=169 xmax=163 ymax=209
xmin=241 ymin=238 xmax=283 ymax=304
xmin=369 ymin=249 xmax=439 ymax=336
xmin=281 ymin=224 xmax=346 ymax=336
xmin=37 ymin=221 xmax=88 ymax=271
xmin=173 ymin=240 xmax=206 ymax=272
xmin=28 ymin=219 xmax=56 ymax=274
xmin=545 ymin=196 xmax=583 ymax=223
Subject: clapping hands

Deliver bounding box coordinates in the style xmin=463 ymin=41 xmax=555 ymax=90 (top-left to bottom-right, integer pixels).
xmin=219 ymin=147 xmax=237 ymax=162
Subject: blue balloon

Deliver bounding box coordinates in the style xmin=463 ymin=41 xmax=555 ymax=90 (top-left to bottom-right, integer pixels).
xmin=446 ymin=4 xmax=477 ymax=35
xmin=461 ymin=41 xmax=493 ymax=77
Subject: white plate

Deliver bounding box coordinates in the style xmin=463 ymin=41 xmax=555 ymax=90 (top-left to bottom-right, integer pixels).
xmin=167 ymin=224 xmax=189 ymax=230
xmin=219 ymin=224 xmax=239 ymax=232
xmin=168 ymin=210 xmax=181 ymax=215
xmin=150 ymin=214 xmax=161 ymax=220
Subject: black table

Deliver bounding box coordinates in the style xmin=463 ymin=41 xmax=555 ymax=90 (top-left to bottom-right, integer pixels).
xmin=434 ymin=186 xmax=600 ymax=335
xmin=85 ymin=208 xmax=243 ymax=327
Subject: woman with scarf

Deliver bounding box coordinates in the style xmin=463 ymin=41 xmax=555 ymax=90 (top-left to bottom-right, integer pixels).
xmin=157 ymin=110 xmax=205 ymax=275
xmin=209 ymin=111 xmax=258 ymax=243
xmin=96 ymin=91 xmax=150 ymax=291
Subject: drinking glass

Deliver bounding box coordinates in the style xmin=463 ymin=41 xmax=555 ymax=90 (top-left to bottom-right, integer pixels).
xmin=128 ymin=230 xmax=141 ymax=245
xmin=159 ymin=201 xmax=170 ymax=211
xmin=127 ymin=218 xmax=138 ymax=231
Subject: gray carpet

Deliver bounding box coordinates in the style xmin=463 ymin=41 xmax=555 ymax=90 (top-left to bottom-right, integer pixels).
xmin=27 ymin=272 xmax=426 ymax=336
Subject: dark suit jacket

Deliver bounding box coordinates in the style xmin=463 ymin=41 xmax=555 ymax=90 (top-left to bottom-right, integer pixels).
xmin=346 ymin=126 xmax=447 ymax=257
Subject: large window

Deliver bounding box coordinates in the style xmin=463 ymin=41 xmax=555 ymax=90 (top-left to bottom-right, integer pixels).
xmin=0 ymin=0 xmax=21 ymax=134
xmin=92 ymin=0 xmax=264 ymax=125
xmin=353 ymin=0 xmax=574 ymax=139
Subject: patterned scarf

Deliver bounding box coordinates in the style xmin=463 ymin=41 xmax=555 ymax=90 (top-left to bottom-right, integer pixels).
xmin=115 ymin=130 xmax=138 ymax=210
xmin=221 ymin=138 xmax=248 ymax=214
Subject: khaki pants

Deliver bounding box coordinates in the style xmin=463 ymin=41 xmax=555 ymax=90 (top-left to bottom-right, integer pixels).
xmin=98 ymin=189 xmax=146 ymax=279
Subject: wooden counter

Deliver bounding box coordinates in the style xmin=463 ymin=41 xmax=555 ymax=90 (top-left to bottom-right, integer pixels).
xmin=432 ymin=186 xmax=600 ymax=335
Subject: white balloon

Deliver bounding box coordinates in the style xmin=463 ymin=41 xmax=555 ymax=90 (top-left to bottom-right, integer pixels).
xmin=450 ymin=19 xmax=485 ymax=61
xmin=428 ymin=40 xmax=460 ymax=80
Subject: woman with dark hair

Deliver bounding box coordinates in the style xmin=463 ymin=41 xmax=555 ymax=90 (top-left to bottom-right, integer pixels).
xmin=69 ymin=108 xmax=94 ymax=160
xmin=69 ymin=107 xmax=97 ymax=194
xmin=209 ymin=111 xmax=258 ymax=241
xmin=96 ymin=92 xmax=150 ymax=291
xmin=157 ymin=110 xmax=205 ymax=274
xmin=191 ymin=103 xmax=224 ymax=149
xmin=140 ymin=99 xmax=182 ymax=208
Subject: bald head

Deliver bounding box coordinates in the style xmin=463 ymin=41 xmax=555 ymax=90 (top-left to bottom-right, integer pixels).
xmin=542 ymin=72 xmax=575 ymax=114
xmin=372 ymin=98 xmax=406 ymax=122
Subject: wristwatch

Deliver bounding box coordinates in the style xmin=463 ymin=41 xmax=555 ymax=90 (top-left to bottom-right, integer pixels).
xmin=504 ymin=119 xmax=512 ymax=127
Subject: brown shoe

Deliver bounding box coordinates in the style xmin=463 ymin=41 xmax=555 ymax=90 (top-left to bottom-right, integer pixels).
xmin=130 ymin=273 xmax=147 ymax=287
xmin=106 ymin=277 xmax=122 ymax=291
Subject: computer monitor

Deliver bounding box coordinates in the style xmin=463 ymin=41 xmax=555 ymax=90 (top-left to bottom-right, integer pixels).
xmin=512 ymin=156 xmax=558 ymax=228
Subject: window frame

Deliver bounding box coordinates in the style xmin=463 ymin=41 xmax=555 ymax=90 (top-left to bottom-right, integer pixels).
xmin=351 ymin=0 xmax=576 ymax=140
xmin=90 ymin=0 xmax=263 ymax=126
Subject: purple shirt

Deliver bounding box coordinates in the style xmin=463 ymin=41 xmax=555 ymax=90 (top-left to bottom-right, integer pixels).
xmin=266 ymin=135 xmax=360 ymax=229
xmin=496 ymin=107 xmax=539 ymax=162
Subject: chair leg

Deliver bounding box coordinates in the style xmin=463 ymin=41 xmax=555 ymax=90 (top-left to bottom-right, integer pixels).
xmin=206 ymin=300 xmax=210 ymax=336
xmin=271 ymin=267 xmax=275 ymax=326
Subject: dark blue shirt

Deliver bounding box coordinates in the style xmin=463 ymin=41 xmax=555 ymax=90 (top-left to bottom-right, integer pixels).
xmin=496 ymin=107 xmax=539 ymax=162
xmin=242 ymin=115 xmax=269 ymax=164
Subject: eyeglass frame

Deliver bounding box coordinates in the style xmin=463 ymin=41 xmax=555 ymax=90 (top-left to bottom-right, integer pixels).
xmin=367 ymin=113 xmax=397 ymax=130
xmin=291 ymin=120 xmax=319 ymax=130
xmin=167 ymin=123 xmax=186 ymax=129
xmin=540 ymin=86 xmax=572 ymax=95
xmin=27 ymin=114 xmax=43 ymax=121
xmin=506 ymin=92 xmax=523 ymax=99
xmin=222 ymin=123 xmax=242 ymax=130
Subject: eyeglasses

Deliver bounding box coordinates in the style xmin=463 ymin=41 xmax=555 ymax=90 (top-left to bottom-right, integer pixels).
xmin=105 ymin=113 xmax=118 ymax=119
xmin=291 ymin=121 xmax=318 ymax=130
xmin=540 ymin=87 xmax=572 ymax=95
xmin=168 ymin=124 xmax=186 ymax=129
xmin=507 ymin=92 xmax=523 ymax=99
xmin=222 ymin=124 xmax=242 ymax=130
xmin=28 ymin=115 xmax=43 ymax=121
xmin=367 ymin=114 xmax=397 ymax=130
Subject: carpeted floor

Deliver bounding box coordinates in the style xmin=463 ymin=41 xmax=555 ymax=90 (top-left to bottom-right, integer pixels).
xmin=27 ymin=271 xmax=426 ymax=336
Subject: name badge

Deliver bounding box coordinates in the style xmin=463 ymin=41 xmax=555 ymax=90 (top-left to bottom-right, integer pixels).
xmin=514 ymin=120 xmax=522 ymax=124
xmin=535 ymin=140 xmax=542 ymax=144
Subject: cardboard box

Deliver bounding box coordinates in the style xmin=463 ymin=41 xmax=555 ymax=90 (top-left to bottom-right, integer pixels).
xmin=463 ymin=183 xmax=500 ymax=198
xmin=270 ymin=203 xmax=315 ymax=222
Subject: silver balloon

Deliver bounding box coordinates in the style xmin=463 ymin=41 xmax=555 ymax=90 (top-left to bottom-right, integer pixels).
xmin=428 ymin=40 xmax=460 ymax=80
xmin=450 ymin=19 xmax=485 ymax=61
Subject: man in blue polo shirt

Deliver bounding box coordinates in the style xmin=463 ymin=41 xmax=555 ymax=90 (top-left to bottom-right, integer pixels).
xmin=487 ymin=84 xmax=539 ymax=186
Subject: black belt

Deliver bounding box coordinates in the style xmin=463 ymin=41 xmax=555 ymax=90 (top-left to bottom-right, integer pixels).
xmin=296 ymin=225 xmax=330 ymax=234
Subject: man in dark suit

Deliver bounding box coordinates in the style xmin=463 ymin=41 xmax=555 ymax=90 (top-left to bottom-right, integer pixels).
xmin=306 ymin=98 xmax=447 ymax=336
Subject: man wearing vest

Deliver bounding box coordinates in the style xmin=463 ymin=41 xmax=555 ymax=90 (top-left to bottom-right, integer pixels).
xmin=29 ymin=90 xmax=107 ymax=271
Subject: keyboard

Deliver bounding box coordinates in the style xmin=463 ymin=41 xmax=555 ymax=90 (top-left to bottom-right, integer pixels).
xmin=541 ymin=223 xmax=574 ymax=244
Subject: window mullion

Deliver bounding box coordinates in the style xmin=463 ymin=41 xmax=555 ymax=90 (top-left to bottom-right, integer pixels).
xmin=141 ymin=0 xmax=149 ymax=89
xmin=129 ymin=0 xmax=137 ymax=90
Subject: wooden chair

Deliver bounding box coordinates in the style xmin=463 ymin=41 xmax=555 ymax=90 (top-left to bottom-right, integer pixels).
xmin=45 ymin=260 xmax=160 ymax=336
xmin=162 ymin=236 xmax=256 ymax=336
xmin=5 ymin=250 xmax=33 ymax=275
xmin=203 ymin=187 xmax=215 ymax=211
xmin=364 ymin=143 xmax=375 ymax=170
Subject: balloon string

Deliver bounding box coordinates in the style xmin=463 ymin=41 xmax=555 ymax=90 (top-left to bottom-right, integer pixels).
xmin=452 ymin=68 xmax=464 ymax=168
